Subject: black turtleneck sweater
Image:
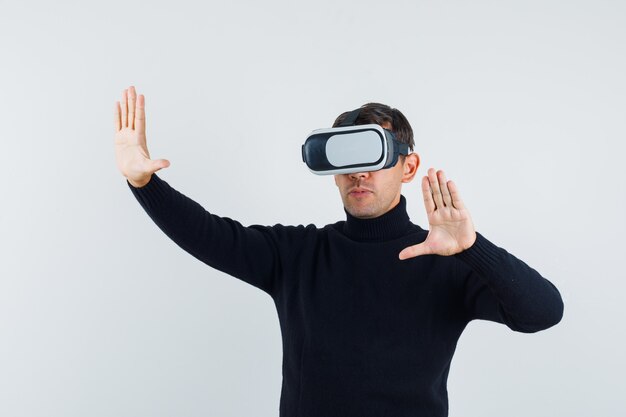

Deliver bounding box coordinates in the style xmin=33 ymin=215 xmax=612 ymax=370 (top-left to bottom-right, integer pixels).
xmin=128 ymin=174 xmax=564 ymax=417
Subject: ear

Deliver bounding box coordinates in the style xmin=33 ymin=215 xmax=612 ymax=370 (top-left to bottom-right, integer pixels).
xmin=334 ymin=174 xmax=339 ymax=187
xmin=401 ymin=153 xmax=420 ymax=183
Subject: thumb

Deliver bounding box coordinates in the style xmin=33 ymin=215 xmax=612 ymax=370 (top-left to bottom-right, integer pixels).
xmin=149 ymin=158 xmax=170 ymax=173
xmin=398 ymin=243 xmax=431 ymax=260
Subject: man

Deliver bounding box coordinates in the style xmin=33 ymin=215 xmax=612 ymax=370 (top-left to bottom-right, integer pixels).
xmin=114 ymin=85 xmax=564 ymax=417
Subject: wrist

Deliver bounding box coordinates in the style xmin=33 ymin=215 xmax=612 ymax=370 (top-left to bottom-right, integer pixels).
xmin=463 ymin=231 xmax=477 ymax=251
xmin=128 ymin=176 xmax=151 ymax=188
xmin=454 ymin=232 xmax=504 ymax=276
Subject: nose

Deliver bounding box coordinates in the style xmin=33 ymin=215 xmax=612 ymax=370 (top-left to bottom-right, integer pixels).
xmin=349 ymin=171 xmax=370 ymax=180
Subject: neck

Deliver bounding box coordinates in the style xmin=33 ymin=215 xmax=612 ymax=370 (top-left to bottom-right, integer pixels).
xmin=342 ymin=195 xmax=411 ymax=241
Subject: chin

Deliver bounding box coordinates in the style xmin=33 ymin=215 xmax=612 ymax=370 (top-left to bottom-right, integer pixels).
xmin=341 ymin=192 xmax=384 ymax=219
xmin=346 ymin=204 xmax=380 ymax=219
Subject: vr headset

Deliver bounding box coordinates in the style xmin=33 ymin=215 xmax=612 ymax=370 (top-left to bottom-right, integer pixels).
xmin=302 ymin=108 xmax=410 ymax=175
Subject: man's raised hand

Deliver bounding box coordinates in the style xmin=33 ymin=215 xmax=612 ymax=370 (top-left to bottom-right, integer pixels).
xmin=399 ymin=168 xmax=476 ymax=260
xmin=114 ymin=86 xmax=170 ymax=188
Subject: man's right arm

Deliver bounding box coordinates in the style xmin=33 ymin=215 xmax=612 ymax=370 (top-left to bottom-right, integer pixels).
xmin=114 ymin=86 xmax=282 ymax=296
xmin=127 ymin=173 xmax=280 ymax=296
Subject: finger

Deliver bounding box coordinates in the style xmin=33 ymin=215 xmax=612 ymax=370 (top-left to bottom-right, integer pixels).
xmin=399 ymin=243 xmax=432 ymax=260
xmin=121 ymin=89 xmax=128 ymax=128
xmin=448 ymin=180 xmax=466 ymax=210
xmin=421 ymin=175 xmax=436 ymax=214
xmin=428 ymin=168 xmax=444 ymax=209
xmin=136 ymin=94 xmax=146 ymax=135
xmin=114 ymin=101 xmax=121 ymax=132
xmin=437 ymin=170 xmax=452 ymax=207
xmin=148 ymin=158 xmax=170 ymax=173
xmin=128 ymin=86 xmax=136 ymax=130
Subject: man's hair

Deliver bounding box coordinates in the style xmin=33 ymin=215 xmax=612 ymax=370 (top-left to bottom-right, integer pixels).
xmin=332 ymin=103 xmax=414 ymax=152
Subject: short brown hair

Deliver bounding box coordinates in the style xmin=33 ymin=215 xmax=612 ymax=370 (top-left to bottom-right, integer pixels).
xmin=332 ymin=103 xmax=414 ymax=151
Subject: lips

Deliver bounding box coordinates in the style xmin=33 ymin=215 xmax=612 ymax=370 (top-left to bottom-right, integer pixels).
xmin=348 ymin=187 xmax=373 ymax=196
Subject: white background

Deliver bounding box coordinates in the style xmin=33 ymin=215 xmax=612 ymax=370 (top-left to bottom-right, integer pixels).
xmin=1 ymin=0 xmax=624 ymax=416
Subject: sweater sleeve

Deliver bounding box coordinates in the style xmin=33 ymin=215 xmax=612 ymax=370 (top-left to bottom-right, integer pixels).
xmin=455 ymin=232 xmax=564 ymax=333
xmin=127 ymin=173 xmax=281 ymax=297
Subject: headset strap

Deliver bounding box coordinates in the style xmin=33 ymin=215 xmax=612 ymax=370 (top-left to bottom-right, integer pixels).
xmin=396 ymin=142 xmax=409 ymax=155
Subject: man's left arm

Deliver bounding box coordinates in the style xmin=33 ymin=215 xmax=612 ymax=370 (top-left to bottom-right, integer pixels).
xmin=455 ymin=232 xmax=564 ymax=332
xmin=399 ymin=168 xmax=564 ymax=332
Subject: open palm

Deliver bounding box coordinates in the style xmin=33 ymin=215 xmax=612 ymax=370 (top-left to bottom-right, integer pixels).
xmin=114 ymin=86 xmax=169 ymax=187
xmin=399 ymin=168 xmax=476 ymax=259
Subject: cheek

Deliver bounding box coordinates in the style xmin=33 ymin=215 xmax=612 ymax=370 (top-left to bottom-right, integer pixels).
xmin=334 ymin=175 xmax=349 ymax=189
xmin=380 ymin=168 xmax=403 ymax=188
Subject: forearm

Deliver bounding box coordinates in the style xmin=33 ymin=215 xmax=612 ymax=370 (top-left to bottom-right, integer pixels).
xmin=127 ymin=174 xmax=278 ymax=295
xmin=456 ymin=232 xmax=564 ymax=333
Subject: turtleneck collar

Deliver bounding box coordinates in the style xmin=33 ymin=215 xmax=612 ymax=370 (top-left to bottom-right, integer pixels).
xmin=342 ymin=195 xmax=412 ymax=241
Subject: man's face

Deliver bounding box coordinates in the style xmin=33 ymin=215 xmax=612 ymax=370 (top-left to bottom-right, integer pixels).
xmin=333 ymin=123 xmax=419 ymax=219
